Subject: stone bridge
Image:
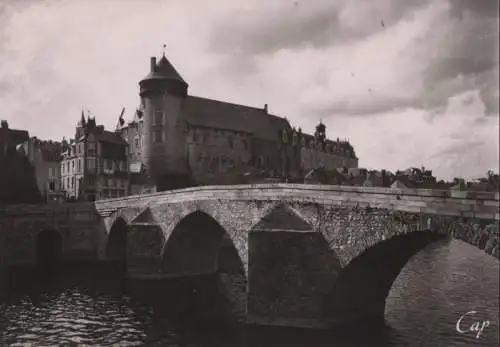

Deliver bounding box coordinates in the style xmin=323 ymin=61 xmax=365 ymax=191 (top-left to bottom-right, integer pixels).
xmin=0 ymin=184 xmax=498 ymax=328
xmin=95 ymin=184 xmax=499 ymax=328
xmin=0 ymin=202 xmax=104 ymax=268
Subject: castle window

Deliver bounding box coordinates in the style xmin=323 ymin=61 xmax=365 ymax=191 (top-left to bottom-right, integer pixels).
xmin=282 ymin=129 xmax=288 ymax=143
xmin=228 ymin=137 xmax=234 ymax=149
xmin=49 ymin=181 xmax=55 ymax=191
xmin=153 ymin=129 xmax=162 ymax=143
xmin=87 ymin=158 xmax=95 ymax=171
xmin=154 ymin=111 xmax=163 ymax=125
xmin=87 ymin=142 xmax=96 ymax=156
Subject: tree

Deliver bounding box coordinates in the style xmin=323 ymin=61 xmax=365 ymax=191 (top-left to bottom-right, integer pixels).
xmin=0 ymin=152 xmax=42 ymax=204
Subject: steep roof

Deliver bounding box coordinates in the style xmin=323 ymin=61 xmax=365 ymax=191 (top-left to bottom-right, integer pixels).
xmin=142 ymin=55 xmax=187 ymax=84
xmin=184 ymin=95 xmax=291 ymax=141
xmin=94 ymin=130 xmax=128 ymax=145
xmin=0 ymin=127 xmax=29 ymax=146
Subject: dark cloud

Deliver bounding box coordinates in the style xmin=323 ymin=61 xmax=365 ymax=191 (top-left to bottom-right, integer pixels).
xmin=310 ymin=96 xmax=421 ymax=117
xmin=208 ymin=0 xmax=429 ymax=56
xmin=426 ymin=58 xmax=496 ymax=84
xmin=209 ymin=5 xmax=340 ymax=55
xmin=319 ymin=2 xmax=500 ymax=118
xmin=208 ymin=0 xmax=498 ymax=119
xmin=479 ymin=83 xmax=500 ymax=115
xmin=419 ymin=1 xmax=499 ymax=115
xmin=430 ymin=140 xmax=488 ymax=159
xmin=449 ymin=0 xmax=500 ymax=19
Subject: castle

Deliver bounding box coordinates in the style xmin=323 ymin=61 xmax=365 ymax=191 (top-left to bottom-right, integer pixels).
xmin=117 ymin=53 xmax=358 ymax=192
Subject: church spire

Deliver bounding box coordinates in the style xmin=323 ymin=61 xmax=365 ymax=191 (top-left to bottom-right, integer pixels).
xmin=79 ymin=107 xmax=86 ymax=126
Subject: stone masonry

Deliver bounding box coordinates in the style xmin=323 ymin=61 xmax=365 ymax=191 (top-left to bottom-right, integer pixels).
xmin=0 ymin=184 xmax=498 ymax=328
xmin=0 ymin=203 xmax=104 ymax=267
xmin=96 ymin=184 xmax=499 ymax=328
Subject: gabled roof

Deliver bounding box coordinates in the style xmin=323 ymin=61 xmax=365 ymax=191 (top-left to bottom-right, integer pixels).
xmin=184 ymin=95 xmax=291 ymax=141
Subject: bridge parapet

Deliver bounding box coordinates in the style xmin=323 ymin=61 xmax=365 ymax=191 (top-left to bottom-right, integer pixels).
xmin=95 ymin=184 xmax=499 ymax=220
xmin=0 ymin=202 xmax=98 ymax=217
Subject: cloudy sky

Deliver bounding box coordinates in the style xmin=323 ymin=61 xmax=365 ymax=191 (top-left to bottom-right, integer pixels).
xmin=1 ymin=0 xmax=498 ymax=180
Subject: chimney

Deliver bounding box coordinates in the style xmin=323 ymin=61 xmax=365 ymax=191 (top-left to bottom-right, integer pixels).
xmin=1 ymin=120 xmax=8 ymax=129
xmin=264 ymin=104 xmax=268 ymax=114
xmin=150 ymin=57 xmax=157 ymax=72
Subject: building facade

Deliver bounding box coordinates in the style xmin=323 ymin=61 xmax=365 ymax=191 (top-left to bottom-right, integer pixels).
xmin=19 ymin=137 xmax=64 ymax=203
xmin=61 ymin=114 xmax=129 ymax=201
xmin=117 ymin=54 xmax=358 ymax=192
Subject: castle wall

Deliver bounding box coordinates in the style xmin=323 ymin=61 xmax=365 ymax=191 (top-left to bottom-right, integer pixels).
xmin=186 ymin=126 xmax=252 ymax=183
xmin=301 ymin=148 xmax=358 ymax=172
xmin=250 ymin=138 xmax=286 ymax=175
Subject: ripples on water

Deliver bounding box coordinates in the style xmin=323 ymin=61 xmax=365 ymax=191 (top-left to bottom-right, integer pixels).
xmin=0 ymin=239 xmax=498 ymax=346
xmin=0 ymin=289 xmax=168 ymax=346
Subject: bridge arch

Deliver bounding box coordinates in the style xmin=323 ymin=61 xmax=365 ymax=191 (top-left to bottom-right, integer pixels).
xmin=161 ymin=210 xmax=248 ymax=321
xmin=330 ymin=215 xmax=499 ymax=268
xmin=322 ymin=221 xmax=498 ymax=324
xmin=105 ymin=218 xmax=128 ymax=263
xmin=36 ymin=229 xmax=63 ymax=275
xmin=161 ymin=210 xmax=244 ymax=276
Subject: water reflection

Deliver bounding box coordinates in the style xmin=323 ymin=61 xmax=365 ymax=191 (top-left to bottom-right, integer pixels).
xmin=0 ymin=239 xmax=498 ymax=346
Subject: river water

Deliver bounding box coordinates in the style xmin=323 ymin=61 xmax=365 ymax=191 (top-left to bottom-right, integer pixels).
xmin=0 ymin=239 xmax=498 ymax=346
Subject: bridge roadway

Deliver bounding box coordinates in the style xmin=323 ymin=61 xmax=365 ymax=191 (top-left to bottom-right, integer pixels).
xmin=0 ymin=184 xmax=498 ymax=328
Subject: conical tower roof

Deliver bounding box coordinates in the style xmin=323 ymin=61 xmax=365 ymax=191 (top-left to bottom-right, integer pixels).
xmin=139 ymin=53 xmax=188 ymax=97
xmin=141 ymin=54 xmax=187 ymax=84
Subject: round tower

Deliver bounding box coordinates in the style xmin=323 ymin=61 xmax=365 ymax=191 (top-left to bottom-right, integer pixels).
xmin=138 ymin=53 xmax=189 ymax=190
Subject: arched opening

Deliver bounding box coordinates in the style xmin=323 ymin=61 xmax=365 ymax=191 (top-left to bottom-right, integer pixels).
xmin=105 ymin=218 xmax=128 ymax=274
xmin=36 ymin=229 xmax=63 ymax=278
xmin=323 ymin=230 xmax=448 ymax=325
xmin=161 ymin=211 xmax=247 ymax=325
